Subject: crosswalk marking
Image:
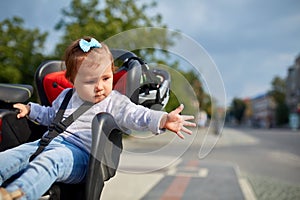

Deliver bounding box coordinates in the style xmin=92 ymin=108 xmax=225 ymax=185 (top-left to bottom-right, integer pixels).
xmin=167 ymin=167 xmax=209 ymax=178
xmin=199 ymin=168 xmax=209 ymax=177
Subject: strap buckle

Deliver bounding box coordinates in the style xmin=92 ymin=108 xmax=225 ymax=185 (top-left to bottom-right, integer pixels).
xmin=40 ymin=136 xmax=52 ymax=146
xmin=48 ymin=122 xmax=66 ymax=133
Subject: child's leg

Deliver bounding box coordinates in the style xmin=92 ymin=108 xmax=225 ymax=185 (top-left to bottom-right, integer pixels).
xmin=0 ymin=140 xmax=39 ymax=185
xmin=5 ymin=136 xmax=89 ymax=200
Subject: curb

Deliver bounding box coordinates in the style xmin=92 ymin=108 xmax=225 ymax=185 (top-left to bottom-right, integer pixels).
xmin=233 ymin=163 xmax=257 ymax=200
xmin=239 ymin=178 xmax=257 ymax=200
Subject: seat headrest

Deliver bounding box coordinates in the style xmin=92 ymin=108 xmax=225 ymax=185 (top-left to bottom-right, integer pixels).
xmin=43 ymin=71 xmax=73 ymax=104
xmin=42 ymin=69 xmax=128 ymax=105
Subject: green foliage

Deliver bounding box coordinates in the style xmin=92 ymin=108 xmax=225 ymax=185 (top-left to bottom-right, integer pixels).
xmin=53 ymin=0 xmax=171 ymax=60
xmin=275 ymin=102 xmax=289 ymax=125
xmin=182 ymin=70 xmax=211 ymax=116
xmin=0 ymin=17 xmax=47 ymax=85
xmin=269 ymin=76 xmax=289 ymax=125
xmin=269 ymin=76 xmax=286 ymax=104
xmin=230 ymin=98 xmax=246 ymax=124
xmin=165 ymin=68 xmax=199 ymax=115
xmin=165 ymin=90 xmax=180 ymax=112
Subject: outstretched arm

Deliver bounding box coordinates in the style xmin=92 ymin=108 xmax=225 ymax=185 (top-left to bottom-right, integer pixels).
xmin=160 ymin=104 xmax=196 ymax=139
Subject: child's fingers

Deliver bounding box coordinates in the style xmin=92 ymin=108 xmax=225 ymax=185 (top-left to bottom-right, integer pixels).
xmin=183 ymin=121 xmax=196 ymax=127
xmin=13 ymin=104 xmax=21 ymax=109
xmin=13 ymin=104 xmax=25 ymax=118
xmin=173 ymin=104 xmax=184 ymax=114
xmin=181 ymin=115 xmax=196 ymax=128
xmin=175 ymin=131 xmax=185 ymax=139
xmin=181 ymin=126 xmax=193 ymax=135
xmin=181 ymin=115 xmax=195 ymax=121
xmin=16 ymin=112 xmax=25 ymax=119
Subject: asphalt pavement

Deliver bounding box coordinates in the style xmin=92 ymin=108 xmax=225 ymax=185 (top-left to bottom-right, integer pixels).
xmin=100 ymin=127 xmax=258 ymax=200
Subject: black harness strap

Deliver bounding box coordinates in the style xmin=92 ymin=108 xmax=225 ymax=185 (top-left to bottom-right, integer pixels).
xmin=29 ymin=89 xmax=93 ymax=161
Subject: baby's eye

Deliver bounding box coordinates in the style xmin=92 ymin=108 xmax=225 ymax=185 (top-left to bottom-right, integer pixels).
xmin=103 ymin=76 xmax=111 ymax=81
xmin=85 ymin=80 xmax=97 ymax=84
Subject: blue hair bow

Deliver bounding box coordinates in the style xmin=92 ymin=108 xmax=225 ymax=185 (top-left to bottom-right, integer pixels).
xmin=79 ymin=38 xmax=102 ymax=52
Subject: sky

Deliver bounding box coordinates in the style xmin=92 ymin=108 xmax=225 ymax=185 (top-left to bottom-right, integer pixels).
xmin=0 ymin=0 xmax=299 ymax=105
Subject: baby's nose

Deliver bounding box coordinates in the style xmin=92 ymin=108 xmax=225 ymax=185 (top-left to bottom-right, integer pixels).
xmin=95 ymin=81 xmax=104 ymax=91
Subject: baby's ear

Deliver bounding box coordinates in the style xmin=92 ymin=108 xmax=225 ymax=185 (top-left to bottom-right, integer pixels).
xmin=113 ymin=66 xmax=119 ymax=72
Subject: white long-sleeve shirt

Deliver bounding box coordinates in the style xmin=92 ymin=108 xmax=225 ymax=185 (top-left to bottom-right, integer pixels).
xmin=29 ymin=88 xmax=166 ymax=153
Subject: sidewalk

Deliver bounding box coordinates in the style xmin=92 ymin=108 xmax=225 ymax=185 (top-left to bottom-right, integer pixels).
xmin=100 ymin=127 xmax=257 ymax=200
xmin=101 ymin=157 xmax=249 ymax=200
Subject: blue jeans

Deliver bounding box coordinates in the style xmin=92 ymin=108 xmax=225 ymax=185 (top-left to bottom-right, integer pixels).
xmin=0 ymin=136 xmax=89 ymax=200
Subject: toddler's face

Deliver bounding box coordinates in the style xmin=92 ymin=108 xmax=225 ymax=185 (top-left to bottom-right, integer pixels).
xmin=73 ymin=57 xmax=113 ymax=103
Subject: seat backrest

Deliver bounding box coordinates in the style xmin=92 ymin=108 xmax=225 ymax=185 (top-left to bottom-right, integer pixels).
xmin=35 ymin=49 xmax=142 ymax=106
xmin=35 ymin=61 xmax=68 ymax=106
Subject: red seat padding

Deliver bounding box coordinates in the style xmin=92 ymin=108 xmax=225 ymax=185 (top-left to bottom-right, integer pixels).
xmin=113 ymin=69 xmax=127 ymax=95
xmin=43 ymin=71 xmax=73 ymax=104
xmin=43 ymin=69 xmax=128 ymax=105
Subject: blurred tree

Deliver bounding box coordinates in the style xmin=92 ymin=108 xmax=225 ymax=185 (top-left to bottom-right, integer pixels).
xmin=269 ymin=76 xmax=289 ymax=125
xmin=0 ymin=17 xmax=47 ymax=84
xmin=242 ymin=98 xmax=252 ymax=123
xmin=54 ymin=0 xmax=174 ymax=60
xmin=269 ymin=76 xmax=286 ymax=104
xmin=183 ymin=70 xmax=211 ymax=116
xmin=230 ymin=98 xmax=246 ymax=124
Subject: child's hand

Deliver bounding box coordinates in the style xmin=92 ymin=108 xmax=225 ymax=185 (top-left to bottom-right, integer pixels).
xmin=13 ymin=103 xmax=30 ymax=119
xmin=163 ymin=104 xmax=196 ymax=139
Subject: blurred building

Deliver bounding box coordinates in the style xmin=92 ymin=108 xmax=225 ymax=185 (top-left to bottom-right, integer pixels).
xmin=286 ymin=54 xmax=300 ymax=114
xmin=250 ymin=93 xmax=276 ymax=128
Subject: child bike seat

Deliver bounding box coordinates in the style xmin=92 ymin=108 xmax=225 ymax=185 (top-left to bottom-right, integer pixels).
xmin=0 ymin=84 xmax=33 ymax=104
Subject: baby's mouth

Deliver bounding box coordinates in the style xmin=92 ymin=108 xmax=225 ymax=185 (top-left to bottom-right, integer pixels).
xmin=95 ymin=93 xmax=104 ymax=98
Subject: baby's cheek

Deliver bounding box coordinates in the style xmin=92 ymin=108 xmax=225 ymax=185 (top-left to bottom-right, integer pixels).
xmin=78 ymin=86 xmax=95 ymax=102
